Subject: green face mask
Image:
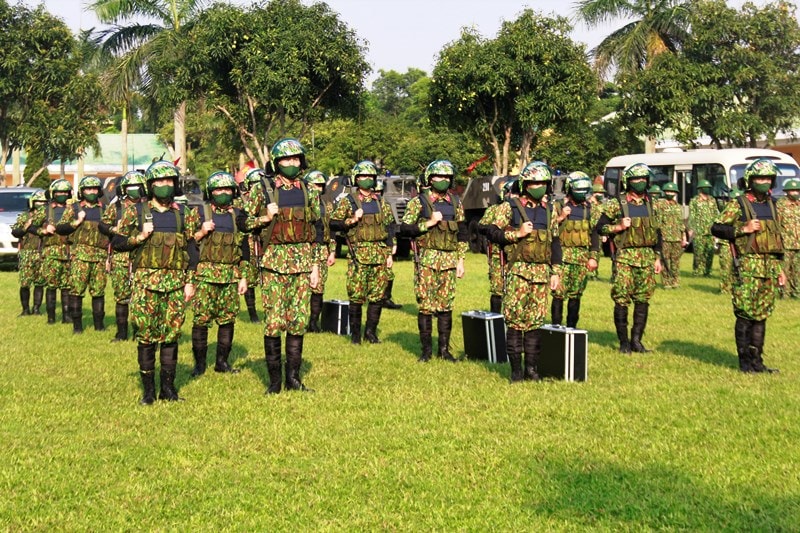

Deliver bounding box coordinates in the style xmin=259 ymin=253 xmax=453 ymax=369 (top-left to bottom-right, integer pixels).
xmin=788 ymin=191 xmax=800 ymax=200
xmin=356 ymin=178 xmax=375 ymax=190
xmin=526 ymin=185 xmax=546 ymax=200
xmin=212 ymin=193 xmax=233 ymax=206
xmin=152 ymin=184 xmax=174 ymax=200
xmin=752 ymin=182 xmax=771 ymax=194
xmin=83 ymin=193 xmax=98 ymax=203
xmin=278 ymin=163 xmax=301 ymax=179
xmin=666 ymin=192 xmax=678 ymax=201
xmin=628 ymin=180 xmax=647 ymax=193
xmin=431 ymin=179 xmax=450 ymax=192
xmin=571 ymin=191 xmax=587 ymax=202
xmin=53 ymin=193 xmax=70 ymax=204
xmin=126 ymin=187 xmax=141 ymax=200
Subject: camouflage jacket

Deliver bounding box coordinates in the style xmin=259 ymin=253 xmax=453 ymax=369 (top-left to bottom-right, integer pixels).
xmin=402 ymin=191 xmax=467 ymax=270
xmin=553 ymin=199 xmax=601 ymax=265
xmin=655 ymin=198 xmax=686 ymax=243
xmin=688 ymin=194 xmax=718 ymax=236
xmin=11 ymin=211 xmax=41 ymax=252
xmin=713 ymin=194 xmax=782 ymax=279
xmin=29 ymin=202 xmax=71 ymax=260
xmin=598 ymin=194 xmax=661 ymax=267
xmin=195 ymin=203 xmax=249 ymax=284
xmin=777 ymin=196 xmax=800 ymax=250
xmin=331 ymin=191 xmax=393 ymax=265
xmin=100 ymin=200 xmax=135 ymax=260
xmin=479 ymin=203 xmax=503 ymax=259
xmin=117 ymin=199 xmax=200 ymax=291
xmin=56 ymin=200 xmax=109 ymax=262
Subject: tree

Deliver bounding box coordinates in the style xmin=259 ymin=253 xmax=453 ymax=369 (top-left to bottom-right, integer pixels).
xmin=89 ymin=0 xmax=208 ymax=173
xmin=430 ymin=10 xmax=595 ymax=176
xmin=573 ymin=0 xmax=693 ymax=81
xmin=622 ymin=0 xmax=800 ymax=148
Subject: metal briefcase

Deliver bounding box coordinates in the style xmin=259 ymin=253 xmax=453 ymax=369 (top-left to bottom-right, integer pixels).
xmin=537 ymin=325 xmax=588 ymax=382
xmin=461 ymin=310 xmax=507 ymax=363
xmin=322 ymin=299 xmax=350 ymax=335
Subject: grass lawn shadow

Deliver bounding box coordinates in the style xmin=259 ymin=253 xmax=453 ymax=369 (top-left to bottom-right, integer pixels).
xmin=686 ymin=281 xmax=725 ymax=295
xmin=657 ymin=339 xmax=736 ymax=369
xmin=384 ymin=331 xmax=425 ymax=359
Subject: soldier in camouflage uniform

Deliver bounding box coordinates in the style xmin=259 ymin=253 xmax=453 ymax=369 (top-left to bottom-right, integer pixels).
xmin=249 ymin=138 xmax=320 ymax=393
xmin=400 ymin=160 xmax=467 ymax=362
xmin=777 ymin=179 xmax=800 ymax=299
xmin=486 ymin=162 xmax=561 ymax=382
xmin=688 ymin=179 xmax=719 ymax=276
xmin=236 ymin=167 xmax=269 ymax=323
xmin=478 ymin=179 xmax=516 ymax=314
xmin=648 ymin=184 xmax=663 ymax=200
xmin=597 ymin=163 xmax=663 ymax=354
xmin=587 ymin=183 xmax=607 ymax=280
xmin=116 ymin=160 xmax=200 ymax=403
xmin=330 ymin=161 xmax=394 ymax=344
xmin=718 ymin=188 xmax=742 ymax=295
xmin=28 ymin=179 xmax=74 ymax=325
xmin=711 ymin=159 xmax=786 ymax=373
xmin=655 ymin=182 xmax=688 ymax=289
xmin=304 ymin=170 xmax=336 ymax=332
xmin=11 ymin=191 xmax=47 ymax=316
xmin=99 ymin=171 xmax=147 ymax=341
xmin=375 ymin=178 xmax=402 ymax=310
xmin=550 ymin=171 xmax=600 ymax=328
xmin=189 ymin=172 xmax=249 ymax=377
xmin=56 ymin=176 xmax=109 ymax=334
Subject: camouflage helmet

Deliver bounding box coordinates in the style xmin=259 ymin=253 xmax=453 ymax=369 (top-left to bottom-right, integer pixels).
xmin=47 ymin=178 xmax=72 ymax=201
xmin=375 ymin=177 xmax=385 ymax=193
xmin=621 ymin=163 xmax=653 ymax=190
xmin=648 ymin=184 xmax=663 ymax=198
xmin=145 ymin=160 xmax=182 ymax=197
xmin=661 ymin=181 xmax=679 ymax=193
xmin=499 ymin=178 xmax=517 ymax=200
xmin=565 ymin=171 xmax=593 ymax=195
xmin=270 ymin=138 xmax=307 ymax=169
xmin=729 ymin=187 xmax=743 ymax=199
xmin=783 ymin=178 xmax=800 ymax=191
xmin=244 ymin=168 xmax=266 ymax=188
xmin=77 ymin=175 xmax=103 ymax=201
xmin=28 ymin=190 xmax=47 ymax=210
xmin=118 ymin=170 xmax=147 ymax=199
xmin=424 ymin=159 xmax=456 ymax=187
xmin=518 ymin=161 xmax=552 ymax=187
xmin=744 ymin=158 xmax=779 ymax=188
xmin=592 ymin=183 xmax=605 ymax=194
xmin=351 ymin=161 xmax=378 ymax=183
xmin=696 ymin=179 xmax=712 ymax=190
xmin=205 ymin=171 xmax=239 ymax=200
xmin=303 ymin=170 xmax=328 ymax=191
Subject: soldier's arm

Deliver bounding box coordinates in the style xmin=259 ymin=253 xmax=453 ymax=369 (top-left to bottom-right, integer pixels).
xmin=55 ymin=205 xmax=77 ymax=235
xmin=308 ymin=187 xmax=321 ymax=222
xmin=235 ymin=207 xmax=250 ymax=234
xmin=26 ymin=206 xmax=48 ymax=236
xmin=112 ymin=204 xmax=143 ymax=251
xmin=399 ymin=198 xmax=424 ymax=237
xmin=99 ymin=204 xmax=118 ymax=236
xmin=184 ymin=207 xmax=200 ymax=283
xmin=710 ymin=201 xmax=742 ymax=241
xmin=597 ymin=199 xmax=621 ymax=235
xmin=329 ymin=196 xmax=354 ymax=232
xmin=11 ymin=213 xmax=30 ymax=238
xmin=382 ymin=200 xmax=396 ymax=248
xmin=485 ymin=203 xmax=516 ymax=245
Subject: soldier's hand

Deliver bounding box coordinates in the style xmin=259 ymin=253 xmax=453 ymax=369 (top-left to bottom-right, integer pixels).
xmin=426 ymin=211 xmax=443 ymax=228
xmin=654 ymin=257 xmax=663 ymax=274
xmin=620 ymin=217 xmax=632 ymax=229
xmin=778 ymin=271 xmax=787 ymax=287
xmin=202 ymin=220 xmax=215 ymax=233
xmin=44 ymin=223 xmax=56 ymax=234
xmin=184 ymin=282 xmax=196 ymax=302
xmin=237 ymin=278 xmax=248 ymax=295
xmin=517 ymin=221 xmax=533 ymax=238
xmin=681 ymin=238 xmax=688 ymax=248
xmin=549 ymin=274 xmax=560 ymax=291
xmin=141 ymin=222 xmax=154 ymax=238
xmin=76 ymin=210 xmax=86 ymax=223
xmin=266 ymin=203 xmax=279 ymax=219
xmin=386 ymin=255 xmax=393 ymax=269
xmin=559 ymin=206 xmax=571 ymax=221
xmin=456 ymin=258 xmax=465 ymax=279
xmin=326 ymin=252 xmax=336 ymax=267
xmin=310 ymin=265 xmax=320 ymax=289
xmin=587 ymin=258 xmax=598 ymax=272
xmin=743 ymin=219 xmax=761 ymax=234
xmin=353 ymin=208 xmax=364 ymax=221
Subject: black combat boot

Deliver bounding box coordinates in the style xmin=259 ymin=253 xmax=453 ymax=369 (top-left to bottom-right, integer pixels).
xmin=285 ymin=334 xmax=312 ymax=392
xmin=523 ymin=329 xmax=542 ymax=381
xmin=364 ymin=302 xmax=383 ymax=344
xmin=214 ymin=323 xmax=240 ymax=373
xmin=91 ymin=296 xmax=105 ymax=331
xmin=506 ymin=328 xmax=524 ymax=383
xmin=382 ymin=280 xmax=402 ymax=309
xmin=60 ymin=289 xmax=71 ymax=324
xmin=349 ymin=303 xmax=362 ymax=344
xmin=551 ymin=297 xmax=564 ymax=326
xmin=437 ymin=311 xmax=456 ymax=362
xmin=749 ymin=319 xmax=778 ymax=373
xmin=137 ymin=343 xmax=157 ymax=405
xmin=112 ymin=303 xmax=129 ymax=342
xmin=190 ymin=325 xmax=208 ymax=377
xmin=32 ymin=286 xmax=43 ymax=315
xmin=734 ymin=317 xmax=753 ymax=372
xmin=45 ymin=288 xmax=57 ymax=324
xmin=630 ymin=302 xmax=651 ymax=353
xmin=566 ymin=299 xmax=581 ymax=329
xmin=19 ymin=287 xmax=31 ymax=316
xmin=614 ymin=304 xmax=630 ymax=354
xmin=158 ymin=342 xmax=183 ymax=401
xmin=308 ymin=293 xmax=323 ymax=333
xmin=264 ymin=335 xmax=282 ymax=394
xmin=244 ymin=287 xmax=260 ymax=323
xmin=70 ymin=294 xmax=83 ymax=334
xmin=418 ymin=313 xmax=433 ymax=362
xmin=490 ymin=294 xmax=503 ymax=314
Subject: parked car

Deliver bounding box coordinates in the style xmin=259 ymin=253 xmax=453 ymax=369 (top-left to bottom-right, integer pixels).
xmin=0 ymin=187 xmax=44 ymax=264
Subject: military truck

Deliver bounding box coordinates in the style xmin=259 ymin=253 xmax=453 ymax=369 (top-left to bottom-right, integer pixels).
xmin=456 ymin=175 xmax=510 ymax=253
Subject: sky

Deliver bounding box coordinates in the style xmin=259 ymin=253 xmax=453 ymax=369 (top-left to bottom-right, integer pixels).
xmin=34 ymin=0 xmax=617 ymax=80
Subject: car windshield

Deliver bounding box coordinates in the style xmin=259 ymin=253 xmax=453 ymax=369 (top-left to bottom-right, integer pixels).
xmin=0 ymin=191 xmax=32 ymax=212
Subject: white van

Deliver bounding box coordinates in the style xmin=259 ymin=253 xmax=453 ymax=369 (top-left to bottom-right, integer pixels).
xmin=603 ymin=149 xmax=800 ymax=210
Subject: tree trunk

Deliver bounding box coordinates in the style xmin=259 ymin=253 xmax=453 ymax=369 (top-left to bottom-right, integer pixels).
xmin=501 ymin=126 xmax=512 ymax=176
xmin=121 ymin=106 xmax=128 ymax=174
xmin=174 ymin=101 xmax=187 ymax=173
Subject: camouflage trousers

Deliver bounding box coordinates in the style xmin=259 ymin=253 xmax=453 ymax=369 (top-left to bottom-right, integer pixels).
xmin=347 ymin=260 xmax=389 ymax=304
xmin=42 ymin=256 xmax=70 ymax=290
xmin=416 ymin=265 xmax=456 ymax=314
xmin=732 ymin=274 xmax=779 ymax=321
xmin=387 ymin=267 xmax=395 ymax=282
xmin=693 ymin=235 xmax=715 ymax=276
xmin=661 ymin=241 xmax=683 ymax=288
xmin=552 ymin=262 xmax=589 ymax=300
xmin=244 ymin=237 xmax=261 ymax=286
xmin=503 ymin=273 xmax=548 ymax=331
xmin=718 ymin=244 xmax=734 ymax=295
xmin=69 ymin=258 xmax=107 ymax=297
xmin=487 ymin=253 xmax=504 ymax=296
xmin=110 ymin=254 xmax=132 ymax=304
xmin=193 ymin=281 xmax=239 ymax=327
xmin=130 ymin=285 xmax=186 ymax=344
xmin=312 ymin=260 xmax=329 ymax=296
xmin=782 ymin=250 xmax=800 ymax=299
xmin=261 ymin=269 xmax=311 ymax=336
xmin=611 ymin=262 xmax=656 ymax=306
xmin=18 ymin=250 xmax=44 ymax=288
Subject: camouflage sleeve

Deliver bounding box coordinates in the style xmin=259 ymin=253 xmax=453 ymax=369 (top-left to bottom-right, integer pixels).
xmin=599 ymin=199 xmax=622 ymax=235
xmin=117 ymin=203 xmax=143 ymax=249
xmin=308 ymin=187 xmax=321 ymax=222
xmin=11 ymin=212 xmax=30 ymax=238
xmin=456 ymin=201 xmax=467 ymax=260
xmin=687 ymin=198 xmax=698 ymax=232
xmin=478 ymin=204 xmax=496 ymax=226
xmin=330 ymin=195 xmax=354 ymax=221
xmin=710 ymin=199 xmax=742 ymax=241
xmin=400 ymin=197 xmax=426 ymax=237
xmin=55 ymin=203 xmax=77 ymax=235
xmin=381 ymin=199 xmax=396 ymax=248
xmin=28 ymin=205 xmax=47 ymax=235
xmin=486 ymin=201 xmax=518 ymax=245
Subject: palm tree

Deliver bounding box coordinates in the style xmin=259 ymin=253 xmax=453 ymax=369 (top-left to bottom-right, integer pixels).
xmin=89 ymin=0 xmax=208 ymax=173
xmin=573 ymin=0 xmax=694 ymax=81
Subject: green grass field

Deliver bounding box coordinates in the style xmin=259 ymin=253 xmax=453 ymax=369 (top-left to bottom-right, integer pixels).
xmin=2 ymin=253 xmax=799 ymax=530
